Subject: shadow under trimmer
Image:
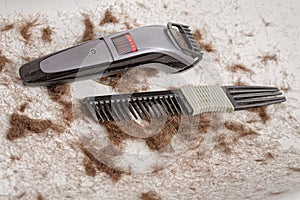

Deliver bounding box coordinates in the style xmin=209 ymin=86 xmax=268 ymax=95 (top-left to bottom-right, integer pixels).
xmin=83 ymin=85 xmax=286 ymax=123
xmin=19 ymin=22 xmax=202 ymax=86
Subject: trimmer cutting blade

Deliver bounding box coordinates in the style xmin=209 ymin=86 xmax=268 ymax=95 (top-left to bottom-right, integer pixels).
xmin=19 ymin=22 xmax=202 ymax=86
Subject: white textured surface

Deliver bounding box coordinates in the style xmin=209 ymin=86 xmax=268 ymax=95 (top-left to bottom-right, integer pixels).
xmin=0 ymin=0 xmax=300 ymax=200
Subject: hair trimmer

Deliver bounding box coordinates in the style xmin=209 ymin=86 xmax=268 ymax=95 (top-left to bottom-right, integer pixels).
xmin=19 ymin=22 xmax=203 ymax=86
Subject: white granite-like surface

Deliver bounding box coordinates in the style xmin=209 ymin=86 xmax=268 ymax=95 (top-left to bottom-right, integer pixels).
xmin=0 ymin=0 xmax=299 ymax=199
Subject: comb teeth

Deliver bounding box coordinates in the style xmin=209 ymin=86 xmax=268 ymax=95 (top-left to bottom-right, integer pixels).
xmin=222 ymin=86 xmax=286 ymax=110
xmin=83 ymin=90 xmax=193 ymax=123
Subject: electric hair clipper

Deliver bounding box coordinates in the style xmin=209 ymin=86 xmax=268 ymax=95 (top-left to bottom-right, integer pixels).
xmin=19 ymin=22 xmax=202 ymax=86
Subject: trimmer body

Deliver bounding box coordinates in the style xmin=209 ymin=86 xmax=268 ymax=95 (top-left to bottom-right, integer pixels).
xmin=19 ymin=23 xmax=202 ymax=86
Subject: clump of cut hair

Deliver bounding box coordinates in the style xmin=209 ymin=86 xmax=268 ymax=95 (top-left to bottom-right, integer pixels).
xmin=124 ymin=22 xmax=132 ymax=29
xmin=79 ymin=144 xmax=124 ymax=181
xmin=193 ymin=29 xmax=203 ymax=41
xmin=259 ymin=54 xmax=278 ymax=65
xmin=200 ymin=42 xmax=214 ymax=52
xmin=227 ymin=64 xmax=253 ymax=74
xmin=41 ymin=26 xmax=53 ymax=43
xmin=47 ymin=84 xmax=74 ymax=125
xmin=234 ymin=78 xmax=247 ymax=86
xmin=97 ymin=72 xmax=125 ymax=89
xmin=6 ymin=113 xmax=61 ymax=141
xmin=261 ymin=17 xmax=273 ymax=27
xmin=215 ymin=134 xmax=232 ymax=154
xmin=288 ymin=167 xmax=300 ymax=172
xmin=136 ymin=2 xmax=147 ymax=9
xmin=83 ymin=157 xmax=97 ymax=177
xmin=193 ymin=29 xmax=215 ymax=52
xmin=280 ymin=83 xmax=291 ymax=93
xmin=37 ymin=193 xmax=44 ymax=200
xmin=101 ymin=121 xmax=133 ymax=146
xmin=18 ymin=102 xmax=29 ymax=112
xmin=82 ymin=15 xmax=95 ymax=42
xmin=145 ymin=116 xmax=181 ymax=150
xmin=141 ymin=191 xmax=162 ymax=200
xmin=0 ymin=50 xmax=12 ymax=73
xmin=1 ymin=23 xmax=14 ymax=32
xmin=198 ymin=113 xmax=212 ymax=134
xmin=99 ymin=9 xmax=119 ymax=26
xmin=248 ymin=106 xmax=270 ymax=124
xmin=19 ymin=17 xmax=41 ymax=44
xmin=224 ymin=121 xmax=258 ymax=138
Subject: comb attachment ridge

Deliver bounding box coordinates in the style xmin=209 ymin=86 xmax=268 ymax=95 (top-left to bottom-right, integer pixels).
xmin=180 ymin=85 xmax=235 ymax=115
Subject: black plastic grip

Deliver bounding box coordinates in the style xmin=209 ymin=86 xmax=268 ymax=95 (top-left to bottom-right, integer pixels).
xmin=83 ymin=90 xmax=193 ymax=122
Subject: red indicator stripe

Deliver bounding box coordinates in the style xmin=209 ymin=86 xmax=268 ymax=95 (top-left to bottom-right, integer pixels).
xmin=112 ymin=33 xmax=138 ymax=55
xmin=125 ymin=34 xmax=137 ymax=52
